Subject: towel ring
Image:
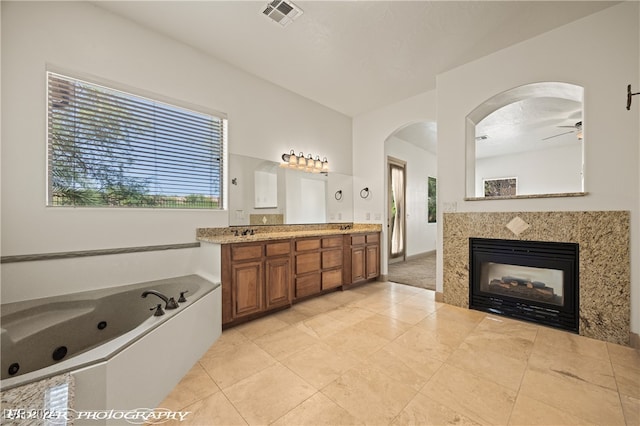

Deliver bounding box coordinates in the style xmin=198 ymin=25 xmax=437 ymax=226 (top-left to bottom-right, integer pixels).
xmin=335 ymin=190 xmax=343 ymax=201
xmin=360 ymin=187 xmax=370 ymax=199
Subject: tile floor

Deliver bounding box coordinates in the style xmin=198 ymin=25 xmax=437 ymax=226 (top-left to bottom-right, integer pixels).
xmin=158 ymin=281 xmax=639 ymax=425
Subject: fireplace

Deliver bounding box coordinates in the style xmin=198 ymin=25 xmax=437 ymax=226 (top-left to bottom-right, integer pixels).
xmin=469 ymin=238 xmax=579 ymax=333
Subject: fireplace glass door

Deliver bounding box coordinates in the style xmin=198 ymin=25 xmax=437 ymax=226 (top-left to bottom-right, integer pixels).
xmin=470 ymin=238 xmax=579 ymax=333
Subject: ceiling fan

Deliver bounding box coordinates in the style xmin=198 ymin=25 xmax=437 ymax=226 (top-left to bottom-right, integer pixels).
xmin=542 ymin=121 xmax=583 ymax=141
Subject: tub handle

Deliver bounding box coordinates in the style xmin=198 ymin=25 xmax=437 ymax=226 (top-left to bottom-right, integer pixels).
xmin=178 ymin=291 xmax=189 ymax=303
xmin=150 ymin=304 xmax=165 ymax=316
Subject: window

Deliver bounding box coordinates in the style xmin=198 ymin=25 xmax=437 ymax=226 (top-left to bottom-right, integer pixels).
xmin=47 ymin=72 xmax=226 ymax=209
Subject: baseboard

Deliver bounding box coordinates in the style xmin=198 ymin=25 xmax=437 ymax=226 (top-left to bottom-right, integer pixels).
xmin=379 ymin=274 xmax=388 ymax=282
xmin=630 ymin=331 xmax=640 ymax=348
xmin=405 ymin=250 xmax=436 ymax=262
xmin=435 ymin=291 xmax=444 ymax=302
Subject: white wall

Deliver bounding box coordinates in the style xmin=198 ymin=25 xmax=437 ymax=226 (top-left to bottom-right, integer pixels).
xmin=352 ymin=91 xmax=438 ymax=274
xmin=475 ymin=143 xmax=583 ymax=197
xmin=0 ymin=1 xmax=351 ymax=302
xmin=437 ymin=2 xmax=639 ymax=333
xmin=385 ymin=136 xmax=437 ymax=257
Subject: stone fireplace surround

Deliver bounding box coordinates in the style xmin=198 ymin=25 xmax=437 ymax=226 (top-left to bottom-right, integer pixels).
xmin=443 ymin=211 xmax=630 ymax=346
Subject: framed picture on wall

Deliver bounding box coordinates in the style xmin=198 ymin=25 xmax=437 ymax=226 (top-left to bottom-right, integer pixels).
xmin=483 ymin=177 xmax=517 ymax=197
xmin=428 ymin=176 xmax=436 ymax=223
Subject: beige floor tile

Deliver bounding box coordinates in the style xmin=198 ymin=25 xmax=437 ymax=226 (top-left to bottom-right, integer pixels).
xmin=326 ymin=305 xmax=376 ymax=325
xmin=271 ymin=392 xmax=364 ymax=426
xmin=475 ymin=315 xmax=539 ymax=341
xmin=296 ymin=312 xmax=352 ymax=339
xmin=234 ymin=314 xmax=290 ymax=341
xmin=321 ymin=288 xmax=365 ymax=306
xmin=293 ymin=295 xmax=343 ymax=317
xmin=527 ymin=347 xmax=617 ymax=391
xmin=612 ymin=362 xmax=640 ymax=399
xmin=347 ymin=293 xmax=402 ymax=313
xmin=533 ymin=326 xmax=609 ymax=361
xmin=608 ymin=342 xmax=640 ymax=369
xmin=321 ymin=365 xmax=418 ymax=425
xmin=352 ymin=313 xmax=412 ymax=340
xmin=446 ymin=341 xmax=528 ymax=390
xmin=508 ymin=394 xmax=596 ymax=425
xmin=621 ymin=394 xmax=639 ymax=426
xmin=391 ymin=325 xmax=458 ymax=362
xmin=421 ymin=363 xmax=517 ymax=425
xmin=379 ymin=303 xmax=433 ymax=325
xmin=223 ymin=363 xmax=316 ymax=425
xmin=281 ymin=342 xmax=359 ymax=389
xmin=253 ymin=323 xmax=320 ymax=360
xmin=199 ymin=340 xmax=277 ymax=389
xmin=461 ymin=329 xmax=535 ymax=363
xmin=163 ymin=391 xmax=247 ymax=426
xmin=519 ymin=367 xmax=626 ymax=425
xmin=429 ymin=303 xmax=486 ymax=327
xmin=391 ymin=392 xmax=481 ymax=426
xmin=348 ymin=281 xmax=388 ymax=296
xmin=271 ymin=305 xmax=313 ymax=325
xmin=362 ymin=346 xmax=436 ymax=391
xmin=398 ymin=292 xmax=441 ymax=312
xmin=321 ymin=324 xmax=390 ymax=360
xmin=157 ymin=362 xmax=220 ymax=411
xmin=381 ymin=339 xmax=444 ymax=380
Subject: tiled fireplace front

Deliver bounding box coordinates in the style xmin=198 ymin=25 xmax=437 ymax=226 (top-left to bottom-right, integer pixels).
xmin=443 ymin=211 xmax=630 ymax=345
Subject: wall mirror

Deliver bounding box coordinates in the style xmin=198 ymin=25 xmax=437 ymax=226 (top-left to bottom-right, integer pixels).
xmin=466 ymin=82 xmax=585 ymax=199
xmin=228 ymin=154 xmax=354 ymax=225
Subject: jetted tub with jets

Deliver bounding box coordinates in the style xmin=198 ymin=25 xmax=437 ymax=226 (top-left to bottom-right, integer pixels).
xmin=0 ymin=275 xmax=221 ymax=415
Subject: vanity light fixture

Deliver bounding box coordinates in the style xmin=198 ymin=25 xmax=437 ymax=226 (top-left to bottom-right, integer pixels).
xmin=280 ymin=150 xmax=329 ymax=174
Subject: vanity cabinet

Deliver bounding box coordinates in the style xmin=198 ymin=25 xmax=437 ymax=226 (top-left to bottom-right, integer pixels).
xmin=345 ymin=233 xmax=380 ymax=285
xmin=221 ymin=240 xmax=292 ymax=325
xmin=294 ymin=235 xmax=344 ymax=299
xmin=219 ymin=230 xmax=380 ymax=326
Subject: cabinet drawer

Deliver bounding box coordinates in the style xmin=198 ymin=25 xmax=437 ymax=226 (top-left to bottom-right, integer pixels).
xmin=366 ymin=233 xmax=379 ymax=244
xmin=322 ymin=236 xmax=343 ymax=248
xmin=322 ymin=249 xmax=343 ymax=269
xmin=296 ymin=252 xmax=321 ymax=274
xmin=231 ymin=244 xmax=263 ymax=261
xmin=266 ymin=241 xmax=291 ymax=257
xmin=322 ymin=269 xmax=343 ymax=290
xmin=296 ymin=238 xmax=321 ymax=252
xmin=351 ymin=235 xmax=366 ymax=245
xmin=296 ymin=273 xmax=321 ymax=298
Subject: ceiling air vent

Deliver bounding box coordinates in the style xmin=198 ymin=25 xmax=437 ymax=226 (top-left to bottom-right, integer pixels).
xmin=262 ymin=0 xmax=303 ymax=27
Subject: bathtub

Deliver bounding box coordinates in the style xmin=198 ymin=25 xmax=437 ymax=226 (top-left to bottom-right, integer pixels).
xmin=1 ymin=275 xmax=221 ymax=418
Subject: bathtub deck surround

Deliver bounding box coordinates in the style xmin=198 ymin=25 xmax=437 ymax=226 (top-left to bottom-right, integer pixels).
xmin=1 ymin=275 xmax=222 ymax=420
xmin=442 ymin=211 xmax=631 ymax=346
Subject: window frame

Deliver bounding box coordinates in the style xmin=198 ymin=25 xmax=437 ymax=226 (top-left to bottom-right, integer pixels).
xmin=45 ymin=69 xmax=228 ymax=210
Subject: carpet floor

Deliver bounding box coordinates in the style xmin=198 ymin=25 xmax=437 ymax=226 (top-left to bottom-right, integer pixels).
xmin=387 ymin=251 xmax=436 ymax=291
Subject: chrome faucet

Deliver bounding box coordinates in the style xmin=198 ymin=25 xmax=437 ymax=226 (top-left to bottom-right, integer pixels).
xmin=141 ymin=290 xmax=180 ymax=309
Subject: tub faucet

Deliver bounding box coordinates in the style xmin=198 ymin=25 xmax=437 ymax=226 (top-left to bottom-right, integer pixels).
xmin=141 ymin=290 xmax=179 ymax=309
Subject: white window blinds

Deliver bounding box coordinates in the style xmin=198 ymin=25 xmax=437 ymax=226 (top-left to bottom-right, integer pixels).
xmin=47 ymin=72 xmax=226 ymax=208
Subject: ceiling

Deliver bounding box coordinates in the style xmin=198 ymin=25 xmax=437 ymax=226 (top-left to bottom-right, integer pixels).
xmin=94 ymin=0 xmax=616 ymax=119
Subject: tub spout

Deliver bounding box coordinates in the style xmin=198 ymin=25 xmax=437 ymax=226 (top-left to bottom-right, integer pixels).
xmin=141 ymin=290 xmax=179 ymax=309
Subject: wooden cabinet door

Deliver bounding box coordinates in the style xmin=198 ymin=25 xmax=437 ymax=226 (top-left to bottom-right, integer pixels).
xmin=351 ymin=246 xmax=366 ymax=282
xmin=366 ymin=244 xmax=380 ymax=279
xmin=232 ymin=261 xmax=264 ymax=318
xmin=265 ymin=257 xmax=291 ymax=309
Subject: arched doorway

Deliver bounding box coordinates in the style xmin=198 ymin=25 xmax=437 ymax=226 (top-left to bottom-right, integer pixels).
xmin=384 ymin=121 xmax=437 ymax=291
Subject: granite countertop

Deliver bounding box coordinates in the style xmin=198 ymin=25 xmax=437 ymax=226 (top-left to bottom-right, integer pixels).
xmin=197 ymin=223 xmax=382 ymax=244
